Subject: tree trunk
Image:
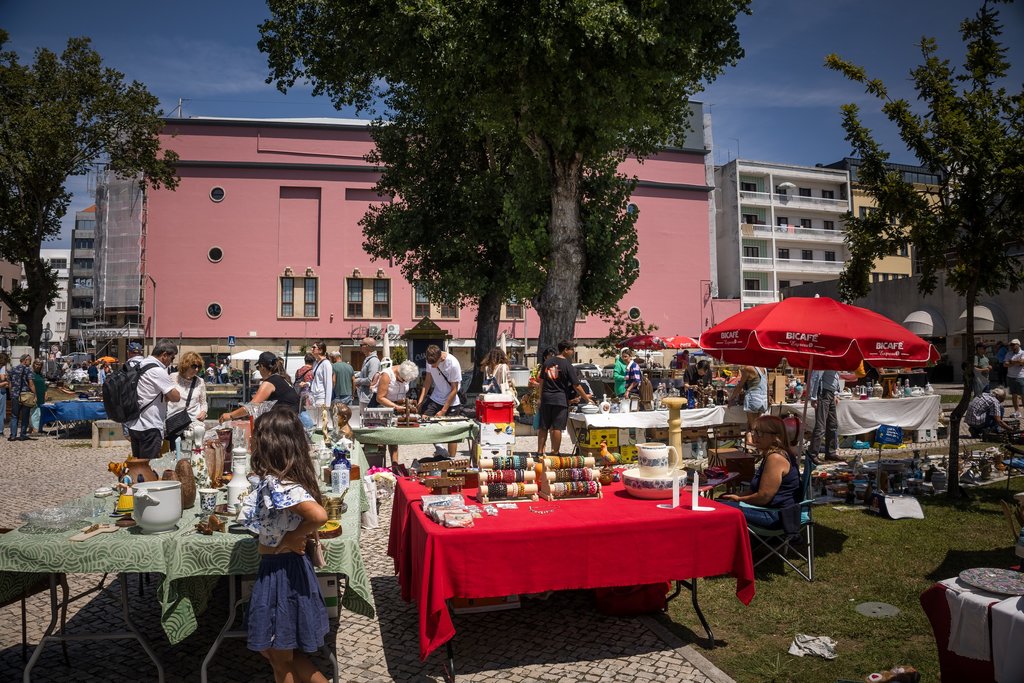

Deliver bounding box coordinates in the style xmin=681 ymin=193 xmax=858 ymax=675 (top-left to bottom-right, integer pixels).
xmin=946 ymin=281 xmax=977 ymax=500
xmin=468 ymin=289 xmax=503 ymax=395
xmin=535 ymin=155 xmax=585 ymax=354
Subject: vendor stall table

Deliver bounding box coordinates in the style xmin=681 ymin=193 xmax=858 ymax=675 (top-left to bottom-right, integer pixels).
xmin=39 ymin=400 xmax=107 ymax=436
xmin=387 ymin=475 xmax=754 ymax=677
xmin=921 ymin=577 xmax=1024 ymax=683
xmin=0 ymin=446 xmax=374 ymax=683
xmin=567 ymin=405 xmax=726 ymax=431
xmin=775 ymin=395 xmax=942 ymax=436
xmin=354 ymin=420 xmax=479 ymax=465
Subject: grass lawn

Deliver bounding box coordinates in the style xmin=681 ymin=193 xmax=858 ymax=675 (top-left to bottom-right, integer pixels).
xmin=662 ymin=474 xmax=1024 ymax=683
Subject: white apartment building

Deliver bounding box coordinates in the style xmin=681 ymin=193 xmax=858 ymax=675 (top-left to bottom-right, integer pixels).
xmin=39 ymin=248 xmax=71 ymax=345
xmin=714 ymin=159 xmax=851 ymax=309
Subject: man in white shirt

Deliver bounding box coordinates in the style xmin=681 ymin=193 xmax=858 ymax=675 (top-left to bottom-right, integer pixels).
xmin=125 ymin=339 xmax=180 ymax=468
xmin=417 ymin=345 xmax=462 ymax=458
xmin=308 ymin=341 xmax=334 ymax=426
xmin=1005 ymin=338 xmax=1024 ymax=418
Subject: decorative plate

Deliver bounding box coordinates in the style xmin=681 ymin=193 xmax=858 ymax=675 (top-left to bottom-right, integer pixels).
xmin=319 ymin=520 xmax=342 ymax=538
xmin=958 ymin=568 xmax=1024 ymax=596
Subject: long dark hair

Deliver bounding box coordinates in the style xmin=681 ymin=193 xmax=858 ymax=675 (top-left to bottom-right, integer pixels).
xmin=480 ymin=347 xmax=508 ymax=372
xmin=249 ymin=410 xmax=322 ymax=504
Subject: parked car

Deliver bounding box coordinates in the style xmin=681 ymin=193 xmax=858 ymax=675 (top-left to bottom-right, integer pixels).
xmin=573 ymin=363 xmax=602 ymax=379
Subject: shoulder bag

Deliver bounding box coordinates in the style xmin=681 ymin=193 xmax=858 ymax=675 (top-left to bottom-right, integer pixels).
xmin=165 ymin=377 xmax=197 ymax=443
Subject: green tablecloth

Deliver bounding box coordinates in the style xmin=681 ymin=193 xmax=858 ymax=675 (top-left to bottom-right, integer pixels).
xmin=353 ymin=420 xmax=478 ymax=446
xmin=0 ymin=445 xmax=374 ymax=645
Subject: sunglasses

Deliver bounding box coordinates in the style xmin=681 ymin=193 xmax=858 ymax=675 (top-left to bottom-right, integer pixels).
xmin=191 ymin=364 xmax=202 ymax=370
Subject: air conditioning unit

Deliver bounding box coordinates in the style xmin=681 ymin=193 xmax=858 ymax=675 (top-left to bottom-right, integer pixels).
xmin=386 ymin=324 xmax=401 ymax=336
xmin=367 ymin=325 xmax=381 ymax=337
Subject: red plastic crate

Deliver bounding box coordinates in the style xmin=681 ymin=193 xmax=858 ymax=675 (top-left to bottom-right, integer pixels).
xmin=475 ymin=399 xmax=514 ymax=423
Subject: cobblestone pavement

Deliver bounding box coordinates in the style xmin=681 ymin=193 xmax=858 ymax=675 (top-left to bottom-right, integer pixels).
xmin=0 ymin=432 xmax=732 ymax=683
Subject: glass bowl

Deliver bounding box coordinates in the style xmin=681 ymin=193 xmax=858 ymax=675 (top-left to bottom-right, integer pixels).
xmin=21 ymin=504 xmax=91 ymax=531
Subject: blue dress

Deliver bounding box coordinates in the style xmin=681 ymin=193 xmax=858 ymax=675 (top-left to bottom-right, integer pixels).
xmin=722 ymin=450 xmax=802 ymax=529
xmin=240 ymin=477 xmax=329 ymax=652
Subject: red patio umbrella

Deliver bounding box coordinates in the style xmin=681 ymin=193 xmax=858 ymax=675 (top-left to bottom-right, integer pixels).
xmin=699 ymin=297 xmax=939 ymax=446
xmin=698 ymin=297 xmax=939 ymax=370
xmin=621 ymin=334 xmax=667 ymax=351
xmin=662 ymin=335 xmax=701 ymax=350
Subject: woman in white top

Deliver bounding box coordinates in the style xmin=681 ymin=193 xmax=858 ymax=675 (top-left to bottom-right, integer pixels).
xmin=371 ymin=360 xmax=420 ymax=462
xmin=480 ymin=348 xmax=511 ymax=394
xmin=168 ymin=351 xmax=209 ymax=422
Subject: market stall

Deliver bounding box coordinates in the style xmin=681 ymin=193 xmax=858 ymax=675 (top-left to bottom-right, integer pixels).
xmin=387 ymin=475 xmax=755 ymax=668
xmin=0 ymin=444 xmax=374 ymax=682
xmin=775 ymin=394 xmax=943 ymax=437
xmin=39 ymin=399 xmax=107 ymax=435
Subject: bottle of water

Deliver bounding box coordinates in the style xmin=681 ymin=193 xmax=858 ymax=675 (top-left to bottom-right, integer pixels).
xmin=686 ymin=388 xmax=695 ymax=409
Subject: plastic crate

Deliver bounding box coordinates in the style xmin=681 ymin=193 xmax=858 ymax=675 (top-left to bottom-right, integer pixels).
xmin=475 ymin=399 xmax=514 ymax=423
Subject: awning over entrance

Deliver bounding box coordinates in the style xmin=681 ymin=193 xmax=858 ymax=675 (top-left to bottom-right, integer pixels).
xmin=902 ymin=307 xmax=947 ymax=337
xmin=955 ymin=303 xmax=1009 ymax=334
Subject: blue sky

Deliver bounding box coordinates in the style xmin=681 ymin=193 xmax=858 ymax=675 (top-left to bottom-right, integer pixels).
xmin=4 ymin=0 xmax=1022 ymax=247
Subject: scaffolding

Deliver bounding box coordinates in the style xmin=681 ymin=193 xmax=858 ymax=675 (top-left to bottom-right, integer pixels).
xmin=94 ymin=171 xmax=144 ymax=316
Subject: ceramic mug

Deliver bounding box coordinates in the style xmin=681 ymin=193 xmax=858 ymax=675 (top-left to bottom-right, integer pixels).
xmin=637 ymin=443 xmax=680 ymax=477
xmin=198 ymin=488 xmax=219 ymax=512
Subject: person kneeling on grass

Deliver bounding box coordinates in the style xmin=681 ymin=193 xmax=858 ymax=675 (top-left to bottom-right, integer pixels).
xmin=965 ymin=387 xmax=1009 ymax=438
xmin=239 ymin=409 xmax=330 ymax=683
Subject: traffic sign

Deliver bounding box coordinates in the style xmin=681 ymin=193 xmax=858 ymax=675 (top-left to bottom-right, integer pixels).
xmin=227 ymin=335 xmax=236 ymax=347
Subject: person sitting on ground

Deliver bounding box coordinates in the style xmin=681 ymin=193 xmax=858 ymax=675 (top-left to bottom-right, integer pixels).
xmin=718 ymin=414 xmax=803 ymax=529
xmin=964 ymin=387 xmax=1009 ymax=438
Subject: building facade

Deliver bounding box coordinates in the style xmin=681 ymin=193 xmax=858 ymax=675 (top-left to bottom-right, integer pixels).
xmin=714 ymin=159 xmax=851 ymax=310
xmin=39 ymin=248 xmax=70 ymax=345
xmin=142 ymin=113 xmax=738 ymax=364
xmin=824 ymin=158 xmax=942 ymax=283
xmin=66 ymin=206 xmax=97 ymax=348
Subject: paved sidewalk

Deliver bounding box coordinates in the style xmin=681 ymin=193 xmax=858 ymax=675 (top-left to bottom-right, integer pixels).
xmin=0 ymin=435 xmax=733 ymax=682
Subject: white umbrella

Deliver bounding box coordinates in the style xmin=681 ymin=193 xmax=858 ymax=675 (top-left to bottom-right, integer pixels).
xmin=381 ymin=331 xmax=392 ymax=370
xmin=228 ymin=349 xmax=263 ymax=361
xmin=498 ymin=331 xmax=507 ymax=355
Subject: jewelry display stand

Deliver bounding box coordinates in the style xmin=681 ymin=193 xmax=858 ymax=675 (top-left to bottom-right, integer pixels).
xmin=416 ymin=457 xmax=470 ymax=495
xmin=537 ymin=455 xmax=602 ymax=501
xmin=477 ymin=454 xmax=539 ymax=503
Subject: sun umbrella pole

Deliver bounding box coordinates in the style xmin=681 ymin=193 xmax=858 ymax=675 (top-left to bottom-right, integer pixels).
xmin=799 ymin=357 xmax=813 ymax=455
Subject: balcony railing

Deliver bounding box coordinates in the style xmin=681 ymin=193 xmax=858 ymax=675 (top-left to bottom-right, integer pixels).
xmin=740 ymin=256 xmax=774 ymax=269
xmin=775 ymin=258 xmax=845 ymax=274
xmin=739 ymin=191 xmax=849 ymax=211
xmin=741 ymin=289 xmax=777 ymax=301
xmin=746 ymin=223 xmax=844 ymax=241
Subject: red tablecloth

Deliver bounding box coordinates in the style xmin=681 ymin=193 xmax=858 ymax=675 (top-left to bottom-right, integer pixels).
xmin=388 ymin=476 xmax=755 ymax=660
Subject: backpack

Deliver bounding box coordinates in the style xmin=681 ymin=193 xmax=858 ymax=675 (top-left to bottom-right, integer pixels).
xmin=102 ymin=362 xmax=160 ymax=423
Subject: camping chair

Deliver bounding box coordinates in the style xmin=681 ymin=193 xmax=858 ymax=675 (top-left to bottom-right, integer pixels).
xmin=740 ymin=453 xmax=816 ymax=582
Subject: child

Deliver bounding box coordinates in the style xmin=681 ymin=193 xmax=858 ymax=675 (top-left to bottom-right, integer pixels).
xmin=240 ymin=409 xmax=330 ymax=683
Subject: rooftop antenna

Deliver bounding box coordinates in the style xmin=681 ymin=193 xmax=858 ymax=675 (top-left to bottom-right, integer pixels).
xmin=173 ymin=98 xmax=191 ymax=118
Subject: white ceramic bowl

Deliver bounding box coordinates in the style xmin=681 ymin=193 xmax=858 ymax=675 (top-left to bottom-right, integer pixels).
xmin=133 ymin=480 xmax=183 ymax=534
xmin=623 ymin=469 xmax=687 ymax=500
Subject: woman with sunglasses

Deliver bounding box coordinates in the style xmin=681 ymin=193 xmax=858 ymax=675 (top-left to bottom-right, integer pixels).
xmin=167 ymin=351 xmax=209 ymax=424
xmin=718 ymin=414 xmax=802 ymax=529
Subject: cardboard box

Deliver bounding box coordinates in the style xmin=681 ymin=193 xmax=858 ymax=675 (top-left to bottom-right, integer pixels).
xmin=645 ymin=427 xmax=669 ymax=442
xmin=913 ymin=428 xmax=938 ymax=443
xmin=450 ymin=595 xmax=520 ymax=614
xmin=619 ymin=444 xmax=639 ymax=463
xmin=242 ymin=575 xmax=340 ymax=619
xmin=479 ymin=422 xmax=515 ymax=446
xmin=92 ymin=419 xmax=127 ymax=448
xmin=477 ymin=443 xmax=512 ymax=463
xmin=580 ymin=427 xmax=619 ymax=448
xmin=717 ymin=448 xmax=755 ymax=483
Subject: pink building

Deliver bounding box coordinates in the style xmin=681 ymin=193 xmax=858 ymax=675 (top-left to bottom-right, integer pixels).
xmin=145 ymin=114 xmax=738 ymax=363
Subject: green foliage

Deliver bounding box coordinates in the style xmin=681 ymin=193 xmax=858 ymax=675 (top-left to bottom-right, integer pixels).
xmin=825 ymin=0 xmax=1024 ymax=497
xmin=390 ymin=345 xmax=407 ymax=365
xmin=260 ymin=0 xmax=748 ymax=348
xmin=592 ymin=307 xmax=658 ymax=359
xmin=0 ymin=31 xmax=178 ymax=351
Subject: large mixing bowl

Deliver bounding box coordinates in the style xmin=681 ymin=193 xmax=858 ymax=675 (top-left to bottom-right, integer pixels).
xmin=623 ymin=469 xmax=687 ymax=500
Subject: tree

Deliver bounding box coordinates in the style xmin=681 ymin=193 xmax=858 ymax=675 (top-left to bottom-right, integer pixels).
xmin=826 ymin=0 xmax=1024 ymax=498
xmin=0 ymin=32 xmax=178 ymax=353
xmin=260 ymin=0 xmax=748 ymax=350
xmin=592 ymin=307 xmax=659 ymax=360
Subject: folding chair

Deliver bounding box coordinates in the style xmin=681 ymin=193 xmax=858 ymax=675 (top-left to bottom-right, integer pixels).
xmin=740 ymin=453 xmax=816 ymax=582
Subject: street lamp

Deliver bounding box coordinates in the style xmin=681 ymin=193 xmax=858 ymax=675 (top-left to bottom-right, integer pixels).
xmin=147 ymin=274 xmax=157 ymax=353
xmin=40 ymin=323 xmax=53 ymax=356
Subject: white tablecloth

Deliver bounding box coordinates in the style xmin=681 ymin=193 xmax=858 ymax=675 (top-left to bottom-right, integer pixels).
xmin=776 ymin=395 xmax=942 ymax=436
xmin=568 ymin=405 xmax=725 ymax=430
xmin=940 ymin=577 xmax=1024 ymax=681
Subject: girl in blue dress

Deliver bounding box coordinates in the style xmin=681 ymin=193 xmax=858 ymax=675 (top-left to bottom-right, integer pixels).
xmin=240 ymin=409 xmax=329 ymax=683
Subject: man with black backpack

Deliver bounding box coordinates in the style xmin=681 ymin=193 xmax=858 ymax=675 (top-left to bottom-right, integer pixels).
xmin=104 ymin=339 xmax=180 ymax=467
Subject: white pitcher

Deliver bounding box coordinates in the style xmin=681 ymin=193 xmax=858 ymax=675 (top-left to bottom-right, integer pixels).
xmin=637 ymin=442 xmax=680 ymax=477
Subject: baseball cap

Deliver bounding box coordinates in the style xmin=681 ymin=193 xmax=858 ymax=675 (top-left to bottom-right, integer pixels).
xmin=128 ymin=342 xmax=143 ymax=353
xmin=361 ymin=336 xmax=377 ymax=347
xmin=1012 ymin=339 xmax=1021 ymax=346
xmin=257 ymin=351 xmax=278 ymax=367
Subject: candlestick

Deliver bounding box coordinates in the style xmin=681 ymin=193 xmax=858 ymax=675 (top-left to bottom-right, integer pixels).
xmin=672 ymin=473 xmax=680 ymax=509
xmin=691 ymin=471 xmax=699 ymax=510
